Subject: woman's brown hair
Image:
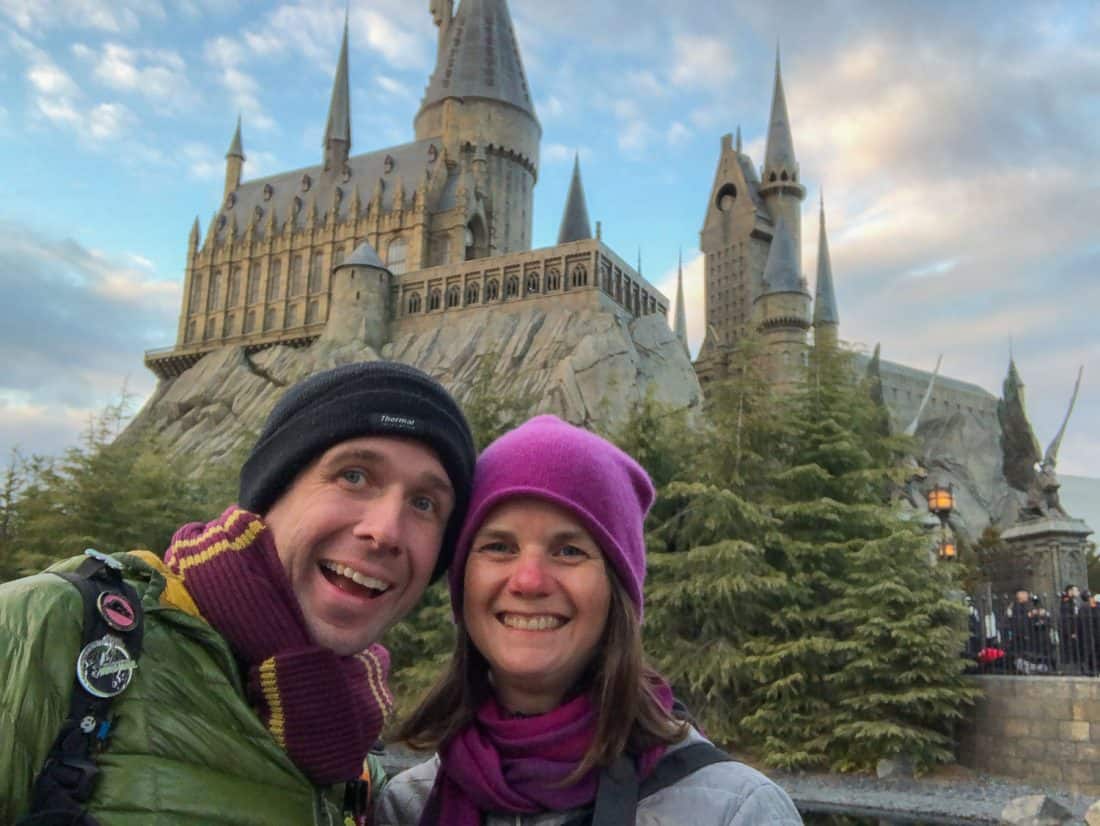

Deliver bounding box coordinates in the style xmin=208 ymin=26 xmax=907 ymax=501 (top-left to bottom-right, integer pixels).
xmin=396 ymin=563 xmax=686 ymax=781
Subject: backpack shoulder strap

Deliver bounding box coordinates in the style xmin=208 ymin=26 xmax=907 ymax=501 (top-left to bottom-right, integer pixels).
xmin=637 ymin=741 xmax=733 ymax=800
xmin=18 ymin=551 xmax=144 ymax=826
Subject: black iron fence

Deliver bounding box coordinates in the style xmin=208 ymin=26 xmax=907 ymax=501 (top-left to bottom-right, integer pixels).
xmin=965 ymin=588 xmax=1100 ymax=676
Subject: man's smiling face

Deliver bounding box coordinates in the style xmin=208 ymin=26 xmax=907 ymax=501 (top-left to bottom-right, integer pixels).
xmin=263 ymin=435 xmax=454 ymax=655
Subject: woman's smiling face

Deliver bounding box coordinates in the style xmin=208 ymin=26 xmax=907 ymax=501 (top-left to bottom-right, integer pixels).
xmin=462 ymin=497 xmax=612 ymax=714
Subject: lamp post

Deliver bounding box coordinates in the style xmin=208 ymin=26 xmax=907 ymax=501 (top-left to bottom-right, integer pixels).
xmin=926 ymin=484 xmax=957 ymax=561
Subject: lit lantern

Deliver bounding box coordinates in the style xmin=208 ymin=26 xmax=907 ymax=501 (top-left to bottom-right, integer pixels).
xmin=926 ymin=484 xmax=955 ymax=519
xmin=938 ymin=539 xmax=957 ymax=561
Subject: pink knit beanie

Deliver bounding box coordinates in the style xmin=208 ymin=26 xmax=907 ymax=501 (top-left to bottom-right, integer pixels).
xmin=450 ymin=415 xmax=655 ymax=618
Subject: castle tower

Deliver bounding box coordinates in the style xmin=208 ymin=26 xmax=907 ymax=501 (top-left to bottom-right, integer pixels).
xmin=323 ymin=15 xmax=352 ymax=173
xmin=327 ymin=240 xmax=393 ymax=352
xmin=813 ymin=194 xmax=839 ymax=349
xmin=752 ymin=217 xmax=810 ymax=387
xmin=674 ymin=249 xmax=689 ymax=355
xmin=558 ymin=154 xmax=592 ymax=243
xmin=760 ymin=49 xmax=806 ymax=272
xmin=224 ymin=116 xmax=244 ymax=199
xmin=416 ymin=0 xmax=541 ymax=255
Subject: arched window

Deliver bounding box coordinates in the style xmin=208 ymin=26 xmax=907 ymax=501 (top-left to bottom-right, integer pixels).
xmin=305 ymin=300 xmax=319 ymax=324
xmin=485 ymin=279 xmax=499 ymax=301
xmin=769 ymin=171 xmax=778 ymax=182
xmin=526 ymin=272 xmax=540 ymax=294
xmin=505 ymin=276 xmax=519 ymax=298
xmin=263 ymin=307 xmax=276 ymax=331
xmin=227 ymin=267 xmax=241 ymax=307
xmin=465 ymin=282 xmax=480 ymax=305
xmin=289 ymin=255 xmax=304 ymax=296
xmin=571 ymin=264 xmax=587 ymax=287
xmin=222 ymin=313 xmax=235 ymax=337
xmin=244 ymin=309 xmax=256 ymax=334
xmin=246 ymin=264 xmax=260 ymax=304
xmin=267 ymin=260 xmax=282 ymax=300
xmin=407 ymin=293 xmax=422 ymax=314
xmin=308 ymin=252 xmax=324 ymax=294
xmin=547 ymin=269 xmax=561 ymax=291
xmin=465 ymin=217 xmax=487 ymax=261
xmin=387 ymin=238 xmax=408 ymax=275
xmin=286 ymin=304 xmax=299 ymax=327
xmin=203 ymin=317 xmax=216 ymax=340
xmin=189 ymin=274 xmax=203 ymax=314
xmin=206 ymin=269 xmax=222 ymax=311
xmin=780 ymin=171 xmax=789 ymax=182
xmin=446 ymin=286 xmax=461 ymax=308
xmin=428 ymin=288 xmax=441 ymax=311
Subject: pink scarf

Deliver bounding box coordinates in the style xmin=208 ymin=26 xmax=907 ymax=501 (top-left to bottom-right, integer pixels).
xmin=423 ymin=687 xmax=670 ymax=826
xmin=165 ymin=505 xmax=393 ymax=785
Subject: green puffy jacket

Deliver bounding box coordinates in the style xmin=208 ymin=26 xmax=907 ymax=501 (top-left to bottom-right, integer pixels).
xmin=0 ymin=551 xmax=382 ymax=825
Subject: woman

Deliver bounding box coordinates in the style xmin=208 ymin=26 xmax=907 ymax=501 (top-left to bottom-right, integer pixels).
xmin=377 ymin=415 xmax=802 ymax=825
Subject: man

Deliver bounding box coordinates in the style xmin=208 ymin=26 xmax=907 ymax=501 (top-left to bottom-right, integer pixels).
xmin=0 ymin=361 xmax=476 ymax=825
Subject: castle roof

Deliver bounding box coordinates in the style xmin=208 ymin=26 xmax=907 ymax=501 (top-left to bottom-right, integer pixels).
xmin=419 ymin=0 xmax=537 ymax=122
xmin=211 ymin=137 xmax=450 ymax=241
xmin=674 ymin=249 xmax=688 ymax=352
xmin=813 ymin=196 xmax=839 ymax=326
xmin=761 ymin=218 xmax=803 ymax=294
xmin=226 ymin=115 xmax=244 ymax=159
xmin=764 ymin=50 xmax=798 ymax=175
xmin=557 ymin=154 xmax=592 ymax=243
xmin=324 ymin=17 xmax=351 ymax=148
xmin=335 ymin=239 xmax=386 ymax=271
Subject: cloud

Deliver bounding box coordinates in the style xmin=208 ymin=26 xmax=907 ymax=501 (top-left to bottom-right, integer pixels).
xmin=72 ymin=42 xmax=194 ymax=111
xmin=669 ymin=34 xmax=736 ymax=90
xmin=0 ymin=0 xmax=165 ymax=33
xmin=0 ymin=219 xmax=178 ymax=457
xmin=203 ymin=36 xmax=275 ymax=131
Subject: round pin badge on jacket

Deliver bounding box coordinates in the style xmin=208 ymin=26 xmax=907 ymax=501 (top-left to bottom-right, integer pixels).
xmin=77 ymin=636 xmax=138 ymax=699
xmin=97 ymin=591 xmax=138 ymax=632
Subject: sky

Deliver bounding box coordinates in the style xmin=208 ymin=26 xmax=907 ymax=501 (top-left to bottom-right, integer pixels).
xmin=0 ymin=0 xmax=1097 ymax=480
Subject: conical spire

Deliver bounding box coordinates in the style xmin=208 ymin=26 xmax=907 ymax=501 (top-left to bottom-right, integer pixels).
xmin=761 ymin=218 xmax=802 ymax=293
xmin=189 ymin=216 xmax=201 ymax=245
xmin=323 ymin=14 xmax=351 ymax=169
xmin=557 ymin=154 xmax=592 ymax=243
xmin=226 ymin=115 xmax=244 ymax=159
xmin=763 ymin=47 xmax=797 ymax=176
xmin=735 ymin=125 xmax=742 ymax=154
xmin=674 ymin=248 xmax=688 ymax=354
xmin=419 ymin=0 xmax=536 ymax=122
xmin=813 ymin=193 xmax=839 ymax=327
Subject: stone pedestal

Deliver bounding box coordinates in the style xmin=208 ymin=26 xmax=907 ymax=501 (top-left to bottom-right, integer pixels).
xmin=980 ymin=517 xmax=1093 ymax=599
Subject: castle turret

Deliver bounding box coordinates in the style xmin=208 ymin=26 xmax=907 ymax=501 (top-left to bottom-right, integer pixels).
xmin=323 ymin=16 xmax=352 ymax=173
xmin=760 ymin=49 xmax=805 ymax=274
xmin=415 ymin=0 xmax=540 ymax=255
xmin=224 ymin=116 xmax=244 ymax=199
xmin=752 ymin=217 xmax=810 ymax=386
xmin=557 ymin=154 xmax=592 ymax=243
xmin=813 ymin=194 xmax=839 ymax=349
xmin=430 ymin=0 xmax=454 ymax=54
xmin=674 ymin=249 xmax=689 ymax=355
xmin=328 ymin=241 xmax=393 ymax=352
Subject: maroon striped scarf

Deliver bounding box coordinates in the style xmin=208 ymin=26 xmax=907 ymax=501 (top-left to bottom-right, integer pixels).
xmin=165 ymin=505 xmax=393 ymax=784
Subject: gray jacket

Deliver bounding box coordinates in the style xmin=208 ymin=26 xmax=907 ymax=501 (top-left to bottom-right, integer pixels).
xmin=376 ymin=727 xmax=803 ymax=825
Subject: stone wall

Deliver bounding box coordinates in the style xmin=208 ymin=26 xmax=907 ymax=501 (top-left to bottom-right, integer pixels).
xmin=958 ymin=675 xmax=1100 ymax=794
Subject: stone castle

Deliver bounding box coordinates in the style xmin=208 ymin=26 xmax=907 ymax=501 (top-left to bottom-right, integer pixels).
xmin=140 ymin=0 xmax=1082 ymax=544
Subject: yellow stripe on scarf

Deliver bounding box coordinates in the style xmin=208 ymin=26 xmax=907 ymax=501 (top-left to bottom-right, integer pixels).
xmin=168 ymin=507 xmax=254 ymax=552
xmin=259 ymin=658 xmax=287 ymax=748
xmin=174 ymin=518 xmax=267 ymax=577
xmin=357 ymin=649 xmax=394 ymax=722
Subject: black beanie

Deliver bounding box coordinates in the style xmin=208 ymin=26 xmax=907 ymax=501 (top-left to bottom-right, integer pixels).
xmin=239 ymin=360 xmax=476 ymax=580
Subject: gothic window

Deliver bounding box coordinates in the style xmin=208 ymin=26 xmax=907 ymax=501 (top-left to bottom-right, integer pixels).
xmin=547 ymin=269 xmax=561 ymax=291
xmin=715 ymin=183 xmax=737 ymax=212
xmin=263 ymin=307 xmax=276 ymax=331
xmin=189 ymin=274 xmax=203 ymax=314
xmin=227 ymin=267 xmax=241 ymax=307
xmin=306 ymin=300 xmax=319 ymax=324
xmin=309 ymin=252 xmax=324 ymax=294
xmin=769 ymin=172 xmax=778 ymax=183
xmin=203 ymin=318 xmax=216 ymax=340
xmin=781 ymin=171 xmax=789 ymax=182
xmin=615 ymin=272 xmax=622 ymax=302
xmin=570 ymin=264 xmax=587 ymax=287
xmin=246 ymin=264 xmax=260 ymax=304
xmin=267 ymin=260 xmax=283 ymax=301
xmin=286 ymin=304 xmax=299 ymax=327
xmin=185 ymin=319 xmax=196 ymax=342
xmin=526 ymin=273 xmax=539 ymax=294
xmin=504 ymin=276 xmax=519 ymax=298
xmin=428 ymin=289 xmax=441 ymax=311
xmin=485 ymin=279 xmax=499 ymax=301
xmin=244 ymin=309 xmax=256 ymax=334
xmin=222 ymin=313 xmax=235 ymax=337
xmin=446 ymin=286 xmax=461 ymax=308
xmin=387 ymin=238 xmax=408 ymax=275
xmin=206 ymin=269 xmax=222 ymax=312
xmin=289 ymin=255 xmax=304 ymax=296
xmin=407 ymin=293 xmax=422 ymax=314
xmin=465 ymin=282 xmax=480 ymax=305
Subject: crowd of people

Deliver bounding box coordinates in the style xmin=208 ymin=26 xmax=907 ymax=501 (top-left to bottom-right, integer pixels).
xmin=0 ymin=362 xmax=803 ymax=825
xmin=967 ymin=586 xmax=1100 ymax=675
